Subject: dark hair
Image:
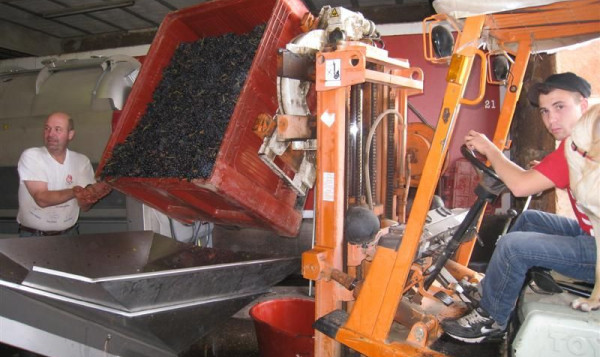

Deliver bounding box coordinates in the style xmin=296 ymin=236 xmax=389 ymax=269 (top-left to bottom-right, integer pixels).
xmin=527 ymin=72 xmax=591 ymax=107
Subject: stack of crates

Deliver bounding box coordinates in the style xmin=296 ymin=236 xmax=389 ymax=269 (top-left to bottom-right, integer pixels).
xmin=442 ymin=158 xmax=500 ymax=213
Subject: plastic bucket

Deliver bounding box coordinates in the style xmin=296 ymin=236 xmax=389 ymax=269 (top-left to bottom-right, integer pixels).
xmin=249 ymin=298 xmax=315 ymax=357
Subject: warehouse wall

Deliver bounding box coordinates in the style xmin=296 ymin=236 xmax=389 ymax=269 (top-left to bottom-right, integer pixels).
xmin=383 ymin=32 xmax=500 ymax=167
xmin=557 ymin=40 xmax=600 ymax=97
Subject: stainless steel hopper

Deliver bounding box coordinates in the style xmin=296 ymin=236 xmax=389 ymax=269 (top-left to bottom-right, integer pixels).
xmin=0 ymin=231 xmax=300 ymax=356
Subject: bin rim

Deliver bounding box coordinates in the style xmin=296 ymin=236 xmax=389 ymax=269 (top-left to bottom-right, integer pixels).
xmin=249 ymin=297 xmax=315 ymax=336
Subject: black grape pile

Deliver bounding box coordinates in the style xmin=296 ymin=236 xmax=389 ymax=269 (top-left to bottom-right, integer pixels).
xmin=102 ymin=24 xmax=265 ymax=180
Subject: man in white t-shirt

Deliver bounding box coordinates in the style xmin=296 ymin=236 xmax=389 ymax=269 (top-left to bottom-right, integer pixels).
xmin=17 ymin=112 xmax=111 ymax=237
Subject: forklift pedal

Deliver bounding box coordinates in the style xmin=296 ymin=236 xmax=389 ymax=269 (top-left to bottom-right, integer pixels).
xmin=528 ymin=268 xmax=563 ymax=294
xmin=434 ymin=291 xmax=454 ymax=306
xmin=313 ymin=309 xmax=349 ymax=339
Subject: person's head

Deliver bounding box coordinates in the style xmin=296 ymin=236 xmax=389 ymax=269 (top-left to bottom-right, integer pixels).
xmin=527 ymin=72 xmax=591 ymax=141
xmin=570 ymin=103 xmax=600 ymax=161
xmin=44 ymin=112 xmax=74 ymax=155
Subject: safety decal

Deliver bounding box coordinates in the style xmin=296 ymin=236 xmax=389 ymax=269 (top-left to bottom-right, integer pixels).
xmin=325 ymin=59 xmax=341 ymax=87
xmin=323 ymin=172 xmax=334 ymax=202
xmin=320 ymin=110 xmax=335 ymax=127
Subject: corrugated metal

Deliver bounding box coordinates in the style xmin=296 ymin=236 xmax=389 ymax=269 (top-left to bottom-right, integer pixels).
xmin=0 ymin=0 xmax=433 ymax=59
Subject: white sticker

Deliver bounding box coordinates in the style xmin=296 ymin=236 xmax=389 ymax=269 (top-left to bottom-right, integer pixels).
xmin=323 ymin=172 xmax=335 ymax=202
xmin=325 ymin=59 xmax=341 ymax=86
xmin=320 ymin=110 xmax=335 ymax=127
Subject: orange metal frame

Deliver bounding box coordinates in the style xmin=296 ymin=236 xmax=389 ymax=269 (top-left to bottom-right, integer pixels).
xmin=302 ymin=42 xmax=424 ymax=356
xmin=302 ymin=1 xmax=600 ymax=356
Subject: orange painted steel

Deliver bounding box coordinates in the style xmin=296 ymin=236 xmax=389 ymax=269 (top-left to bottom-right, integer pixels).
xmin=406 ymin=123 xmax=435 ymax=187
xmin=305 ymin=1 xmax=600 ymax=357
xmin=454 ymin=40 xmax=533 ymax=266
xmin=395 ymin=85 xmax=409 ymax=223
xmin=310 ymin=86 xmax=347 ymax=357
xmin=485 ymin=0 xmax=600 ymax=47
xmin=342 ymin=16 xmax=487 ymax=347
xmin=306 ymin=42 xmax=423 ymax=357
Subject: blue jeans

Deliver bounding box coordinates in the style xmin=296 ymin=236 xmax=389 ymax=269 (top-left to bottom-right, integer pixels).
xmin=480 ymin=210 xmax=596 ymax=326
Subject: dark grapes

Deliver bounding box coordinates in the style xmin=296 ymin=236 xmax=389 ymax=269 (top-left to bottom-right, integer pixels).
xmin=102 ymin=25 xmax=265 ymax=181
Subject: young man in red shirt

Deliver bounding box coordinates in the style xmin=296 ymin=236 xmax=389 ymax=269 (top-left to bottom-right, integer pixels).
xmin=442 ymin=72 xmax=595 ymax=342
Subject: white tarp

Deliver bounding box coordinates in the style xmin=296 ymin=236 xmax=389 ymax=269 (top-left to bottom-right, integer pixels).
xmin=432 ymin=0 xmax=566 ymax=18
xmin=432 ymin=0 xmax=599 ymax=53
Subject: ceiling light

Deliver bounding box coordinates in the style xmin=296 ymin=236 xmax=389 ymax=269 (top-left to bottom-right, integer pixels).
xmin=41 ymin=0 xmax=135 ymax=19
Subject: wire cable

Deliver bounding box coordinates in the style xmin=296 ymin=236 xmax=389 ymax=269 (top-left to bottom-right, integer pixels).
xmin=364 ymin=109 xmax=403 ymax=210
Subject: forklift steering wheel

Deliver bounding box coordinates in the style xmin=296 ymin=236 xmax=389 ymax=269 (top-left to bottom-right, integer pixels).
xmin=460 ymin=144 xmax=501 ymax=182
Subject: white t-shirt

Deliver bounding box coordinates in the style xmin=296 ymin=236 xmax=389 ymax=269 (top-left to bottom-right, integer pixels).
xmin=17 ymin=147 xmax=96 ymax=231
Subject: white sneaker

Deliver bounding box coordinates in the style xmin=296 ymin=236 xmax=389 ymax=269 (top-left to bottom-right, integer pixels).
xmin=441 ymin=306 xmax=505 ymax=343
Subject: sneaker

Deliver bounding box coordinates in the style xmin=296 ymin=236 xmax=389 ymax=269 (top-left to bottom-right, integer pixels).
xmin=441 ymin=306 xmax=505 ymax=343
xmin=458 ymin=280 xmax=482 ymax=307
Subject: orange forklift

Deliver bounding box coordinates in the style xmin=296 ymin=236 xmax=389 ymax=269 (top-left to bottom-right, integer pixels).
xmin=264 ymin=1 xmax=600 ymax=356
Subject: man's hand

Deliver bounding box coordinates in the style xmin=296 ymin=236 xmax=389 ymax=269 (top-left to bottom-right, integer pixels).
xmin=464 ymin=130 xmax=496 ymax=157
xmin=73 ymin=182 xmax=112 ymax=208
xmin=73 ymin=185 xmax=95 ymax=207
xmin=463 ymin=130 xmax=554 ymax=197
xmin=87 ymin=182 xmax=112 ymax=201
xmin=73 ymin=185 xmax=91 ymax=207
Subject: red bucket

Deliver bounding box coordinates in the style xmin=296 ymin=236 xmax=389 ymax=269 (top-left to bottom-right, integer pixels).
xmin=249 ymin=298 xmax=315 ymax=357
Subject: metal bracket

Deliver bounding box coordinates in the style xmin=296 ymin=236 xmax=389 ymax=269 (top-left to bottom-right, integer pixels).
xmin=258 ymin=134 xmax=316 ymax=196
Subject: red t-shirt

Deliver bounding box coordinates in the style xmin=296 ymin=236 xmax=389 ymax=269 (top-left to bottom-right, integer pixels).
xmin=534 ymin=140 xmax=593 ymax=235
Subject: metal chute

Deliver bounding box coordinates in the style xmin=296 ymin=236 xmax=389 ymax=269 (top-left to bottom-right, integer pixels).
xmin=0 ymin=231 xmax=299 ymax=356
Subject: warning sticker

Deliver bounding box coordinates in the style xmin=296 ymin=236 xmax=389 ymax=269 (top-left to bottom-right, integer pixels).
xmin=323 ymin=172 xmax=335 ymax=202
xmin=325 ymin=59 xmax=341 ymax=87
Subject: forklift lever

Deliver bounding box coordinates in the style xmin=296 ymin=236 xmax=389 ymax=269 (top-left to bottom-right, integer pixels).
xmin=423 ymin=196 xmax=487 ymax=290
xmin=423 ymin=145 xmax=508 ymax=290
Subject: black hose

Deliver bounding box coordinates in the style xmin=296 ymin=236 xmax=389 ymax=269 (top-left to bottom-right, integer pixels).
xmin=408 ymin=101 xmax=434 ymax=129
